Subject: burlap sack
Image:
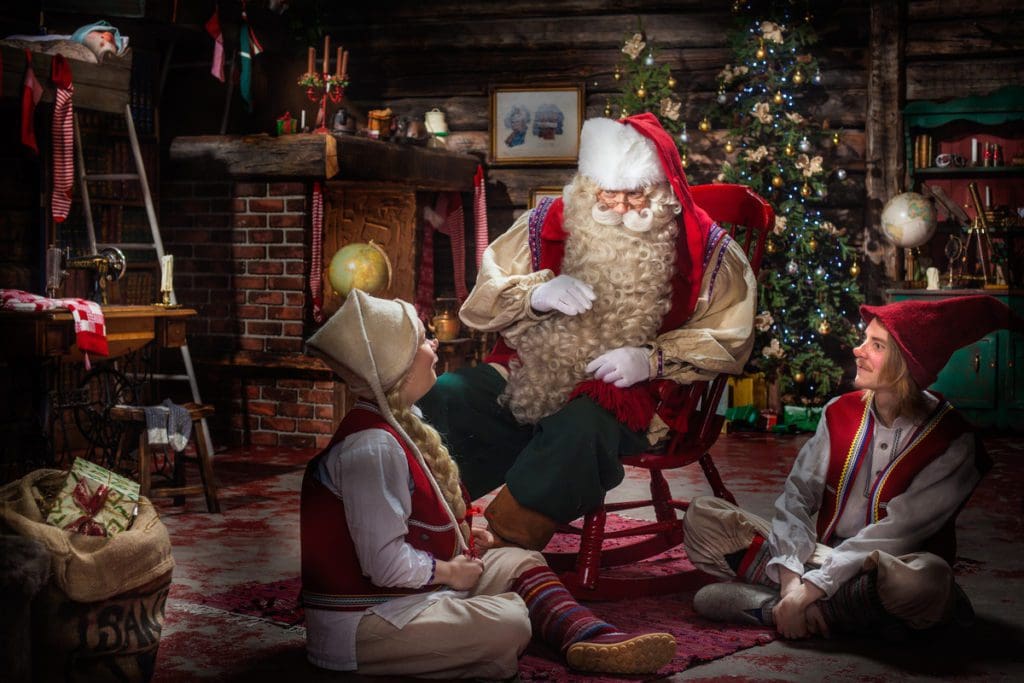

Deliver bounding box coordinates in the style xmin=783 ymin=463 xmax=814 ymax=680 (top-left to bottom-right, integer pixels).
xmin=0 ymin=469 xmax=174 ymax=602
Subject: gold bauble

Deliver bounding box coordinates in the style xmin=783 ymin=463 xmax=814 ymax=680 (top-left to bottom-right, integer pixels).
xmin=773 ymin=91 xmax=784 ymax=105
xmin=613 ymin=68 xmax=622 ymax=81
xmin=800 ymin=182 xmax=812 ymax=197
xmin=621 ymin=107 xmax=629 ymax=117
xmin=755 ymin=40 xmax=766 ymax=60
xmin=766 ymin=239 xmax=777 ymax=254
xmin=808 ymin=238 xmax=818 ymax=251
xmin=832 ymin=131 xmax=841 ymax=146
xmin=698 ymin=117 xmax=711 ymax=132
xmin=680 ymin=154 xmax=689 ymax=169
xmin=604 ymin=100 xmax=612 ymax=117
xmin=784 ymin=143 xmax=794 ymax=156
xmin=793 ymin=371 xmax=806 ymax=384
xmin=667 ymin=75 xmax=677 ymax=88
xmin=771 ymin=175 xmax=784 ymax=188
xmin=850 ymin=262 xmax=861 ymax=277
xmin=724 ymin=140 xmax=735 ymax=154
xmin=793 ymin=69 xmax=804 ymax=85
xmin=636 ymin=85 xmax=646 ymax=98
xmin=818 ymin=319 xmax=831 ymax=335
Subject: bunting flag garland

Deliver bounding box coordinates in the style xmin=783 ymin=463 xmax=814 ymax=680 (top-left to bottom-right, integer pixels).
xmin=473 ymin=165 xmax=489 ymax=268
xmin=51 ymin=55 xmax=75 ymax=222
xmin=20 ymin=50 xmax=43 ymax=154
xmin=205 ymin=5 xmax=225 ymax=82
xmin=310 ymin=182 xmax=325 ymax=323
xmin=238 ymin=1 xmax=264 ymax=111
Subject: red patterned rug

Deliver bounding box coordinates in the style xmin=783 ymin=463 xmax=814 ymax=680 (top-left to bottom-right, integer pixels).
xmin=196 ymin=515 xmax=774 ymax=682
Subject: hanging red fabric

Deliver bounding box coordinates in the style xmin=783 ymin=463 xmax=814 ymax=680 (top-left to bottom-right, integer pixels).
xmin=205 ymin=5 xmax=225 ymax=82
xmin=20 ymin=50 xmax=43 ymax=154
xmin=473 ymin=165 xmax=489 ymax=269
xmin=51 ymin=55 xmax=75 ymax=222
xmin=310 ymin=182 xmax=325 ymax=323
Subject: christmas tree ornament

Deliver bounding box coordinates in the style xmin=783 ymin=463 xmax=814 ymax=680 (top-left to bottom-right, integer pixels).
xmin=679 ymin=123 xmax=689 ymax=143
xmin=667 ymin=75 xmax=677 ymax=88
xmin=644 ymin=52 xmax=655 ymax=66
xmin=784 ymin=143 xmax=794 ymax=156
xmin=621 ymin=107 xmax=629 ymax=117
xmin=800 ymin=182 xmax=812 ymax=197
xmin=636 ymin=84 xmax=646 ymax=98
xmin=613 ymin=68 xmax=621 ymax=81
xmin=808 ymin=238 xmax=818 ymax=251
xmin=815 ymin=266 xmax=825 ymax=277
xmin=755 ymin=39 xmax=766 ymax=60
xmin=836 ymin=168 xmax=847 ymax=181
xmin=812 ymin=69 xmax=823 ymax=85
xmin=793 ymin=68 xmax=804 ymax=85
xmin=604 ymin=99 xmax=612 ymax=117
xmin=725 ymin=140 xmax=735 ymax=154
xmin=773 ymin=91 xmax=784 ymax=105
xmin=818 ymin=319 xmax=831 ymax=335
xmin=850 ymin=261 xmax=861 ymax=277
xmin=699 ymin=117 xmax=711 ymax=132
xmin=786 ymin=260 xmax=798 ymax=275
xmin=794 ymin=371 xmax=806 ymax=383
xmin=832 ymin=131 xmax=841 ymax=146
xmin=799 ymin=136 xmax=811 ymax=152
xmin=766 ymin=239 xmax=777 ymax=254
xmin=772 ymin=174 xmax=784 ymax=188
xmin=680 ymin=153 xmax=689 ymax=169
xmin=717 ymin=88 xmax=728 ymax=104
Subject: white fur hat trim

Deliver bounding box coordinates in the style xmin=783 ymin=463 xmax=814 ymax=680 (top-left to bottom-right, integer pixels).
xmin=577 ymin=117 xmax=666 ymax=190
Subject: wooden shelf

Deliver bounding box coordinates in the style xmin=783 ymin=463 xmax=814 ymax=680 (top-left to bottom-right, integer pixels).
xmin=914 ymin=166 xmax=1024 ymax=179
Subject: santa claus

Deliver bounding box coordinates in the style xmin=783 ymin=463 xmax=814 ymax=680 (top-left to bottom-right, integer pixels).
xmin=419 ymin=113 xmax=757 ymax=550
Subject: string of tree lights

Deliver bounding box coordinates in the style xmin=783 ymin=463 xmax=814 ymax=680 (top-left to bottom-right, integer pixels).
xmin=608 ymin=3 xmax=864 ymax=405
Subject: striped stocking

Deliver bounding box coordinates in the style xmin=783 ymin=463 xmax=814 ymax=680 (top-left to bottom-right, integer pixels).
xmin=51 ymin=55 xmax=74 ymax=223
xmin=511 ymin=566 xmax=619 ymax=652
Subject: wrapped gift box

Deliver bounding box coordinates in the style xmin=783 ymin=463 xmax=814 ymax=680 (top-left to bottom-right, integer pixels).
xmin=46 ymin=458 xmax=140 ymax=538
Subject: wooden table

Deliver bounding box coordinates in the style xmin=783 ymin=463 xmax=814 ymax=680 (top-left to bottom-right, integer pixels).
xmin=0 ymin=305 xmax=196 ymax=362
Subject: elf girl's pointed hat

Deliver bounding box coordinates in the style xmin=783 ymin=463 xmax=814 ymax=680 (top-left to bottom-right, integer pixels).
xmin=860 ymin=294 xmax=1024 ymax=388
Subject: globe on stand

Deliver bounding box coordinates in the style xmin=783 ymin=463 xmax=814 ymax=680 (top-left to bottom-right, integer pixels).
xmin=880 ymin=192 xmax=937 ymax=248
xmin=328 ymin=241 xmax=393 ymax=298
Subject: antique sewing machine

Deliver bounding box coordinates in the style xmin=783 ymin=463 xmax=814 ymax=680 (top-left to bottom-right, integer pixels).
xmin=45 ymin=245 xmax=127 ymax=304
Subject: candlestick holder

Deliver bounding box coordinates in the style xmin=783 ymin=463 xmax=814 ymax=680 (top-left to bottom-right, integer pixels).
xmin=298 ymin=71 xmax=348 ymax=134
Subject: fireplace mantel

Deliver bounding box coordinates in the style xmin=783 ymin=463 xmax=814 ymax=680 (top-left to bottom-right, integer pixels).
xmin=169 ymin=133 xmax=478 ymax=191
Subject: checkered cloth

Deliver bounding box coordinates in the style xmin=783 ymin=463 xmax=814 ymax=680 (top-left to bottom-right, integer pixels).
xmin=1 ymin=289 xmax=108 ymax=358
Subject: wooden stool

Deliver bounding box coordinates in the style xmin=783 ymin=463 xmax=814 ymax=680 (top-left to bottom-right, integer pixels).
xmin=110 ymin=402 xmax=220 ymax=513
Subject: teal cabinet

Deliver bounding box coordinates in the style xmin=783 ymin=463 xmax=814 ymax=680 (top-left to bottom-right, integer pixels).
xmin=887 ymin=289 xmax=1023 ymax=430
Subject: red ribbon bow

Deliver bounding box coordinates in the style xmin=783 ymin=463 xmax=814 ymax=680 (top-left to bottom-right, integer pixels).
xmin=64 ymin=479 xmax=111 ymax=537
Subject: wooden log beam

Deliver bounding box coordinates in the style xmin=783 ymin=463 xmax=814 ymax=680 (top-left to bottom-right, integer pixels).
xmin=169 ymin=134 xmax=339 ymax=179
xmin=1 ymin=44 xmax=131 ymax=114
xmin=865 ymin=0 xmax=904 ymax=289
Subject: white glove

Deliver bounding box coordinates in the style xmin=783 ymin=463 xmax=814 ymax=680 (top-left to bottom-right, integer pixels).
xmin=530 ymin=275 xmax=596 ymax=316
xmin=586 ymin=346 xmax=651 ymax=388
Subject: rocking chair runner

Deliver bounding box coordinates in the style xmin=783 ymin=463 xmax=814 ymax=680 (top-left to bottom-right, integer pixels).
xmin=542 ymin=183 xmax=774 ymax=600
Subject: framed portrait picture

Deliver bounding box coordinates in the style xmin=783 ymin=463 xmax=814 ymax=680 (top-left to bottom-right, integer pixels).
xmin=528 ymin=186 xmax=564 ymax=209
xmin=490 ymin=85 xmax=584 ymax=165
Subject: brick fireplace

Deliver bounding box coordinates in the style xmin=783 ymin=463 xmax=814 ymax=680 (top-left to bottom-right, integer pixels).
xmin=163 ymin=133 xmax=478 ymax=451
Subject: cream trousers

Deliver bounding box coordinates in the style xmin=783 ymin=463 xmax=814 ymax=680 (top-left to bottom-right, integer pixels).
xmin=353 ymin=547 xmax=545 ymax=679
xmin=683 ymin=496 xmax=957 ymax=628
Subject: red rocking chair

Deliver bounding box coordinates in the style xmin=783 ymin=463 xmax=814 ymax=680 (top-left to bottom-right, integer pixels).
xmin=542 ymin=184 xmax=774 ymax=600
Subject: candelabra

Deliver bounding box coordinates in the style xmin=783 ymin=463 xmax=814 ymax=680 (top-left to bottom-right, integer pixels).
xmin=299 ymin=37 xmax=349 ymax=134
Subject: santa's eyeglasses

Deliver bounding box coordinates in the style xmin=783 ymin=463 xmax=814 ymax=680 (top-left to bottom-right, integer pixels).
xmin=934 ymin=153 xmax=966 ymax=168
xmin=596 ymin=190 xmax=647 ymax=208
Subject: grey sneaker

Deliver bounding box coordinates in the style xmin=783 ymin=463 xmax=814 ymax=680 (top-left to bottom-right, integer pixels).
xmin=693 ymin=582 xmax=779 ymax=626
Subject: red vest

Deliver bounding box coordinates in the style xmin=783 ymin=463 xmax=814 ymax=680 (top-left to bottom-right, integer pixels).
xmin=485 ymin=196 xmax=728 ymax=431
xmin=815 ymin=391 xmax=983 ymax=563
xmin=300 ymin=407 xmax=461 ymax=611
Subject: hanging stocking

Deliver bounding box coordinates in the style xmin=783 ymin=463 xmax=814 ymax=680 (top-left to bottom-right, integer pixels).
xmin=51 ymin=55 xmax=75 ymax=222
xmin=473 ymin=165 xmax=489 ymax=269
xmin=238 ymin=1 xmax=264 ymax=112
xmin=414 ymin=210 xmax=435 ymax=323
xmin=205 ymin=5 xmax=225 ymax=82
xmin=310 ymin=182 xmax=325 ymax=323
xmin=20 ymin=50 xmax=43 ymax=155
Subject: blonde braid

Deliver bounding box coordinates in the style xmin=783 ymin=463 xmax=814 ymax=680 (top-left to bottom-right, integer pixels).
xmin=386 ymin=389 xmax=469 ymax=540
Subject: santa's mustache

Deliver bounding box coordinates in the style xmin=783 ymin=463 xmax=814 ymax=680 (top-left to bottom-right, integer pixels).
xmin=591 ymin=203 xmax=656 ymax=233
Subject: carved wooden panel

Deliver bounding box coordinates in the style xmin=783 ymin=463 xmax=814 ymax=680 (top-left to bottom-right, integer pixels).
xmin=321 ymin=182 xmax=419 ymax=318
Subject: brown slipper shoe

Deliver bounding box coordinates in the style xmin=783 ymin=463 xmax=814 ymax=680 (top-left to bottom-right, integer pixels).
xmin=565 ymin=632 xmax=676 ymax=674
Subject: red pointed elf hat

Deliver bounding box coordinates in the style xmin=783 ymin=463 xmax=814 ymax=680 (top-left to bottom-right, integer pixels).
xmin=860 ymin=295 xmax=1024 ymax=388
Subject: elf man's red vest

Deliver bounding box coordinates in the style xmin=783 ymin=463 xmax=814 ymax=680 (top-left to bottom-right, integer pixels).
xmin=300 ymin=406 xmax=462 ymax=611
xmin=815 ymin=390 xmax=988 ymax=563
xmin=485 ymin=196 xmax=729 ymax=431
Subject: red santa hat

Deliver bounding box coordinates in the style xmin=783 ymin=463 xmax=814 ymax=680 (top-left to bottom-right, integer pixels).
xmin=578 ymin=116 xmax=666 ymax=190
xmin=860 ymin=295 xmax=1024 ymax=389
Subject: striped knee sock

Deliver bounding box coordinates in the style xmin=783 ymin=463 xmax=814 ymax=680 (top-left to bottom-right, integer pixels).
xmin=724 ymin=534 xmax=775 ymax=587
xmin=819 ymin=572 xmax=891 ymax=633
xmin=511 ymin=566 xmax=619 ymax=652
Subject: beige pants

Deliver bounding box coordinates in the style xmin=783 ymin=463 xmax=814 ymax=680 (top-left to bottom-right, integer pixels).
xmin=683 ymin=496 xmax=956 ymax=628
xmin=354 ymin=547 xmax=545 ymax=679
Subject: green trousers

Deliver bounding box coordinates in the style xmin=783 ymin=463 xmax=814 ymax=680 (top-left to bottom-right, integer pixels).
xmin=418 ymin=364 xmax=648 ymax=523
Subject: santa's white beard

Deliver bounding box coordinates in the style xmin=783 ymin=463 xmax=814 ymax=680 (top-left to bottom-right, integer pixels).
xmin=499 ymin=179 xmax=680 ymax=424
xmin=591 ymin=203 xmax=656 ymax=233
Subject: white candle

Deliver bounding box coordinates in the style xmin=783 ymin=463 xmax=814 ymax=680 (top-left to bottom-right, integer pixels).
xmin=971 ymin=138 xmax=979 ymax=164
xmin=301 ymin=110 xmax=306 ymax=130
xmin=985 ymin=186 xmax=991 ymax=208
xmin=161 ymin=254 xmax=174 ymax=292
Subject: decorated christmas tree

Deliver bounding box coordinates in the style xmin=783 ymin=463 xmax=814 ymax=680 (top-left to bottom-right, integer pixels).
xmin=707 ymin=3 xmax=864 ymax=405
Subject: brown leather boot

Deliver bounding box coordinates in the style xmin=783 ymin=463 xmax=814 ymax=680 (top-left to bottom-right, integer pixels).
xmin=484 ymin=485 xmax=557 ymax=551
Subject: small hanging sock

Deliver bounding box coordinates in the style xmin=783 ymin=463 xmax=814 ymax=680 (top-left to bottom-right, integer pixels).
xmin=473 ymin=165 xmax=489 ymax=272
xmin=20 ymin=49 xmax=43 ymax=154
xmin=511 ymin=566 xmax=675 ymax=674
xmin=238 ymin=1 xmax=263 ymax=112
xmin=205 ymin=5 xmax=226 ymax=82
xmin=309 ymin=181 xmax=325 ymax=323
xmin=51 ymin=54 xmax=75 ymax=222
xmin=818 ymin=571 xmax=906 ymax=639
